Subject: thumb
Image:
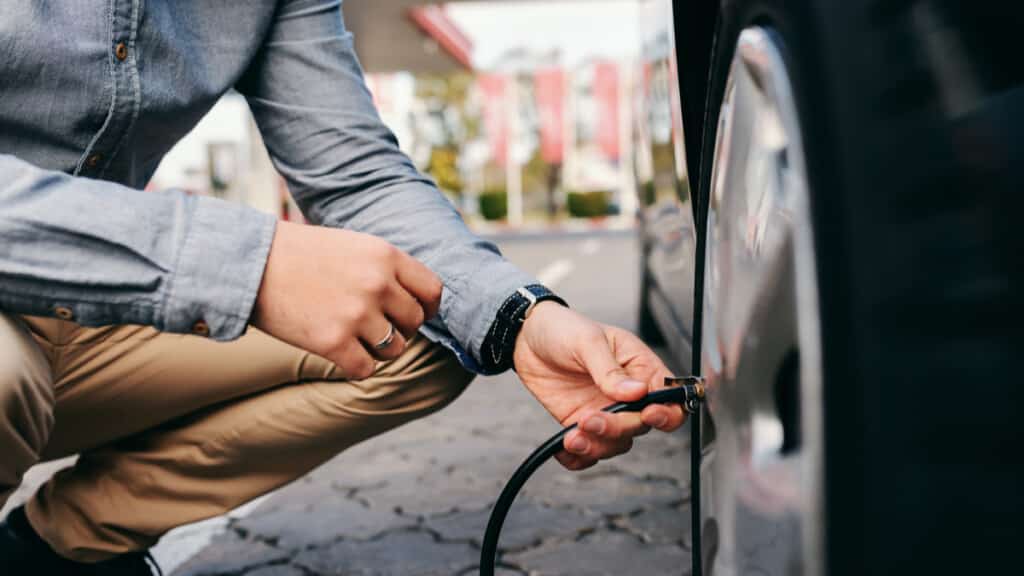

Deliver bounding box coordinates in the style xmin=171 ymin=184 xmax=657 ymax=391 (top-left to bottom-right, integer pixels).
xmin=577 ymin=330 xmax=648 ymax=401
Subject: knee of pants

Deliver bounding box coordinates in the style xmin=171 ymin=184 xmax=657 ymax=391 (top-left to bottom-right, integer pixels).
xmin=181 ymin=340 xmax=476 ymax=468
xmin=323 ymin=341 xmax=476 ymax=421
xmin=413 ymin=349 xmax=475 ymax=415
xmin=0 ymin=320 xmax=55 ymax=494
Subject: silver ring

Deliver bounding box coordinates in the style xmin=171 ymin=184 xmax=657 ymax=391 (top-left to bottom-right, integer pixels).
xmin=373 ymin=323 xmax=396 ymax=350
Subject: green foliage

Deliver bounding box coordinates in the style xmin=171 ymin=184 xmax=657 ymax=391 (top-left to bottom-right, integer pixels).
xmin=522 ymin=148 xmax=562 ymax=218
xmin=640 ymin=181 xmax=656 ymax=206
xmin=415 ymin=73 xmax=482 ymax=142
xmin=566 ymin=191 xmax=611 ymax=218
xmin=522 ymin=148 xmax=549 ymax=195
xmin=426 ymin=146 xmax=463 ymax=195
xmin=479 ymin=190 xmax=508 ymax=221
xmin=412 ymin=74 xmax=481 ymax=195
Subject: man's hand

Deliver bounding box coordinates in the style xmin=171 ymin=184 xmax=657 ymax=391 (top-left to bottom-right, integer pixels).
xmin=513 ymin=302 xmax=686 ymax=471
xmin=253 ymin=221 xmax=442 ymax=379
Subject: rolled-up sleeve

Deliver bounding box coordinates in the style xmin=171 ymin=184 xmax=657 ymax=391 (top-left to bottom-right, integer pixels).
xmin=0 ymin=153 xmax=277 ymax=340
xmin=235 ymin=0 xmax=535 ymax=371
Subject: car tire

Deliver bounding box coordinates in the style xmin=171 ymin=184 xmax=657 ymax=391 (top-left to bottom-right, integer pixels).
xmin=692 ymin=1 xmax=1021 ymax=575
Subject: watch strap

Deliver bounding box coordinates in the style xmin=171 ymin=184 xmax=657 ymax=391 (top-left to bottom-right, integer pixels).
xmin=480 ymin=284 xmax=567 ymax=373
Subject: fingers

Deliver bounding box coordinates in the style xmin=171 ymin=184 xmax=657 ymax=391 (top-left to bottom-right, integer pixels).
xmin=360 ymin=314 xmax=407 ymax=361
xmin=368 ymin=283 xmax=430 ymax=360
xmin=641 ymin=403 xmax=686 ymax=433
xmin=562 ymin=427 xmax=634 ymax=462
xmin=554 ymin=404 xmax=685 ymax=471
xmin=591 ymin=327 xmax=684 ymax=433
xmin=576 ymin=329 xmax=648 ymax=402
xmin=558 ymin=410 xmax=647 ymax=464
xmin=393 ymin=250 xmax=443 ymax=320
xmin=580 ymin=411 xmax=648 ymax=441
xmin=327 ymin=340 xmax=377 ymax=380
xmin=554 ymin=451 xmax=597 ymax=472
xmin=383 ymin=284 xmax=426 ymax=339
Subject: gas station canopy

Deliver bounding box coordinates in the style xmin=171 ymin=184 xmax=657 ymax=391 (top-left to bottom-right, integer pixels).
xmin=342 ymin=1 xmax=477 ymax=74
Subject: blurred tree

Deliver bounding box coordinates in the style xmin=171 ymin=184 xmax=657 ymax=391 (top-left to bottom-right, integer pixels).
xmin=566 ymin=190 xmax=611 ymax=218
xmin=414 ymin=73 xmax=482 ymax=197
xmin=522 ymin=147 xmax=561 ymax=220
xmin=426 ymin=146 xmax=462 ymax=195
xmin=479 ymin=188 xmax=508 ymax=221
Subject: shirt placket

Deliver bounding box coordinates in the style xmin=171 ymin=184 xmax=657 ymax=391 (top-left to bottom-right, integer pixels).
xmin=76 ymin=0 xmax=142 ymax=179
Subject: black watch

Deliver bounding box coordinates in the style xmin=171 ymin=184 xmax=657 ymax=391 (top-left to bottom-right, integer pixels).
xmin=480 ymin=284 xmax=568 ymax=373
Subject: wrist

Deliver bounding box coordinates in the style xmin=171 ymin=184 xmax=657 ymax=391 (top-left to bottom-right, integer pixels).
xmin=518 ymin=300 xmax=563 ymax=338
xmin=512 ymin=300 xmax=563 ymax=365
xmin=252 ymin=220 xmax=299 ymax=326
xmin=479 ymin=284 xmax=567 ymax=373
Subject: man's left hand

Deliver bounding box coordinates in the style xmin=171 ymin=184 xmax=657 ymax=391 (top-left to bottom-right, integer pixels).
xmin=512 ymin=302 xmax=686 ymax=471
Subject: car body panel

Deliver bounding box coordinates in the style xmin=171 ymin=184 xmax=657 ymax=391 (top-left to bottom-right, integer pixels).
xmin=635 ymin=0 xmax=698 ymax=375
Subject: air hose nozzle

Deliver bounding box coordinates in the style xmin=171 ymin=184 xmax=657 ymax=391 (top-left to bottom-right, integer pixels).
xmin=662 ymin=376 xmax=705 ymax=413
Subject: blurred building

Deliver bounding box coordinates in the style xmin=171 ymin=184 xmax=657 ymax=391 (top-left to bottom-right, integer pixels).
xmin=148 ymin=1 xmax=639 ymax=227
xmin=345 ymin=2 xmax=473 ymax=74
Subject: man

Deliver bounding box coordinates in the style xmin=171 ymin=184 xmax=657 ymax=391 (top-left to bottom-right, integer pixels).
xmin=0 ymin=1 xmax=685 ymax=573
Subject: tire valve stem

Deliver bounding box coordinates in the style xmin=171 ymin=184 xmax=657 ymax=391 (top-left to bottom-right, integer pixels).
xmin=664 ymin=376 xmax=706 ymax=413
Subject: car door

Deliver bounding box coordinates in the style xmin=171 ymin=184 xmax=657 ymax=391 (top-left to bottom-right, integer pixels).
xmin=635 ymin=0 xmax=698 ymax=376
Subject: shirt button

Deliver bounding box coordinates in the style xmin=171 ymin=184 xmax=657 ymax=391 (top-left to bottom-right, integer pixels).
xmin=115 ymin=41 xmax=128 ymax=62
xmin=54 ymin=306 xmax=74 ymax=321
xmin=85 ymin=153 xmax=103 ymax=168
xmin=191 ymin=320 xmax=211 ymax=337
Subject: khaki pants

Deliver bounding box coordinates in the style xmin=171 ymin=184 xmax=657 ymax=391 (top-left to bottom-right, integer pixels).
xmin=0 ymin=313 xmax=472 ymax=562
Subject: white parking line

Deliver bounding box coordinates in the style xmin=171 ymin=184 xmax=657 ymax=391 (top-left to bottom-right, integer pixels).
xmin=579 ymin=238 xmax=601 ymax=255
xmin=536 ymin=258 xmax=574 ymax=289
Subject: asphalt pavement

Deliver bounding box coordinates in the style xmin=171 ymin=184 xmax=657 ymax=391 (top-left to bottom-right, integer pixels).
xmin=6 ymin=230 xmax=695 ymax=576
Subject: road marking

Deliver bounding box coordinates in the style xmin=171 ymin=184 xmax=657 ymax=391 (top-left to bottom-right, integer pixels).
xmin=579 ymin=238 xmax=601 ymax=255
xmin=536 ymin=258 xmax=574 ymax=288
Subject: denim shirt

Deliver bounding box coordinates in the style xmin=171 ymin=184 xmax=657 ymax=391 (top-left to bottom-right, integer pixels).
xmin=0 ymin=0 xmax=536 ymax=373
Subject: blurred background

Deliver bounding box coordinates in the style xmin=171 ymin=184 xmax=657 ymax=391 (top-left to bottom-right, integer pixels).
xmin=147 ymin=0 xmax=687 ymax=234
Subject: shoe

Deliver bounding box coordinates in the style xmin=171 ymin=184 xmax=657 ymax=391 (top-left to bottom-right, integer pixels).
xmin=1 ymin=505 xmax=161 ymax=575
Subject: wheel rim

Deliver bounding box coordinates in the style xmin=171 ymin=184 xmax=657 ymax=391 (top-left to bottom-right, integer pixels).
xmin=700 ymin=26 xmax=823 ymax=575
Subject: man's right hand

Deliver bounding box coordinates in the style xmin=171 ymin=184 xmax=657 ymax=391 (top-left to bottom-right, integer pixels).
xmin=252 ymin=221 xmax=443 ymax=379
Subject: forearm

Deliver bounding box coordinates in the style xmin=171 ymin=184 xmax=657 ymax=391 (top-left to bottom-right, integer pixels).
xmin=237 ymin=0 xmax=537 ymax=368
xmin=247 ymin=93 xmax=536 ymax=368
xmin=0 ymin=154 xmax=276 ymax=339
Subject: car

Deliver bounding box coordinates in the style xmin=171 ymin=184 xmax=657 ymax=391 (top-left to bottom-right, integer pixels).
xmin=634 ymin=1 xmax=1022 ymax=574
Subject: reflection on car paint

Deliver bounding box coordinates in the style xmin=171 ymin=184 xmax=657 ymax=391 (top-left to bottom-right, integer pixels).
xmin=635 ymin=0 xmax=697 ymax=372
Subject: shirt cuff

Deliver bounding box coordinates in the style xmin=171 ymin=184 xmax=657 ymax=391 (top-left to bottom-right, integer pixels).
xmin=161 ymin=195 xmax=277 ymax=340
xmin=433 ymin=256 xmax=537 ymax=373
xmin=479 ymin=284 xmax=568 ymax=373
